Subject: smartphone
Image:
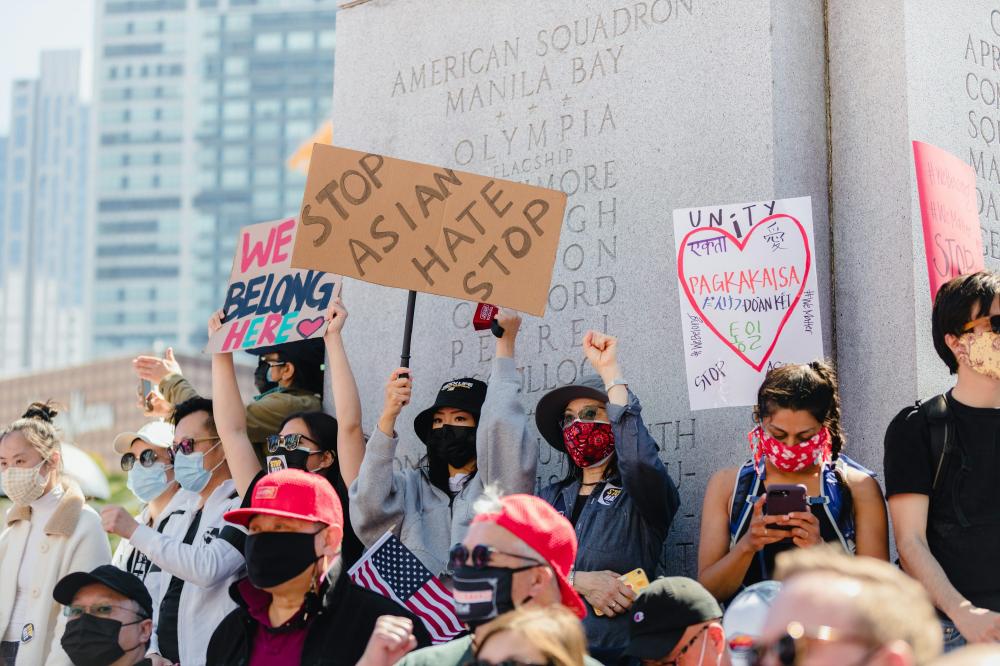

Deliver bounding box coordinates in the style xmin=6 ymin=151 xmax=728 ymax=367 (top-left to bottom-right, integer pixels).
xmin=764 ymin=484 xmax=808 ymax=530
xmin=137 ymin=379 xmax=152 ymax=398
xmin=594 ymin=568 xmax=650 ymax=616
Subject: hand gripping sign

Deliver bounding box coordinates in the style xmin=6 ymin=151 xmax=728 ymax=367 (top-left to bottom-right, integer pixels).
xmin=289 ymin=145 xmax=567 ymax=317
xmin=672 ymin=196 xmax=824 ymax=410
xmin=204 ymin=217 xmax=337 ymax=353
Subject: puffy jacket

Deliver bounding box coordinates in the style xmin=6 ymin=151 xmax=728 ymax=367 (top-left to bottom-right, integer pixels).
xmin=539 ymin=390 xmax=680 ymax=653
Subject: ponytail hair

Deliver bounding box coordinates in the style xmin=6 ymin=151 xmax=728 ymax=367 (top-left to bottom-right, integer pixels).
xmin=755 ymin=361 xmax=845 ymax=459
xmin=1 ymin=400 xmax=64 ymax=474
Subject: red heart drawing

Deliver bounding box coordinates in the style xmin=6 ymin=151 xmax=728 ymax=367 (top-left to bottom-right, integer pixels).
xmin=296 ymin=316 xmax=326 ymax=339
xmin=677 ymin=214 xmax=811 ymax=371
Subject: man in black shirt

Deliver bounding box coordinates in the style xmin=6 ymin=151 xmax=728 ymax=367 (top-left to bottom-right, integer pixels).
xmin=884 ymin=271 xmax=1000 ymax=649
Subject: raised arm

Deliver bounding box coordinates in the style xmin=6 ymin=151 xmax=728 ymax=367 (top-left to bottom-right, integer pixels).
xmin=209 ymin=310 xmax=261 ymax=498
xmin=475 ymin=310 xmax=536 ymax=494
xmin=324 ymin=282 xmax=364 ymax=487
xmin=348 ymin=368 xmax=412 ymax=547
xmin=584 ymin=330 xmax=679 ymax=527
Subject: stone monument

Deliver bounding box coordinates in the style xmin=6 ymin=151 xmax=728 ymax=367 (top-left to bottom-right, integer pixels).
xmin=326 ymin=0 xmax=996 ymax=573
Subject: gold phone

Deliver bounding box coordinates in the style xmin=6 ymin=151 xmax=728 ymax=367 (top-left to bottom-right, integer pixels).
xmin=594 ymin=568 xmax=650 ymax=616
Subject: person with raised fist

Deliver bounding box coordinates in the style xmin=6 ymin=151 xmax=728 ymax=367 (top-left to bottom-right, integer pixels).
xmin=349 ymin=308 xmax=536 ymax=576
xmin=535 ymin=330 xmax=680 ymax=664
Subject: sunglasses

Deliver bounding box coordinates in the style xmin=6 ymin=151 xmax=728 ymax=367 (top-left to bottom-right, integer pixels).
xmin=963 ymin=314 xmax=1000 ymax=334
xmin=750 ymin=622 xmax=873 ymax=666
xmin=171 ymin=436 xmax=220 ymax=456
xmin=265 ymin=433 xmax=324 ymax=454
xmin=559 ymin=404 xmax=608 ymax=430
xmin=655 ymin=625 xmax=708 ymax=666
xmin=448 ymin=543 xmax=546 ymax=572
xmin=121 ymin=447 xmax=171 ymax=472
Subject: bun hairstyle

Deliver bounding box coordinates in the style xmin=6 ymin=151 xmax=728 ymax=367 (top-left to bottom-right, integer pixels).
xmin=22 ymin=401 xmax=59 ymax=423
xmin=755 ymin=361 xmax=845 ymax=460
xmin=1 ymin=400 xmax=64 ymax=474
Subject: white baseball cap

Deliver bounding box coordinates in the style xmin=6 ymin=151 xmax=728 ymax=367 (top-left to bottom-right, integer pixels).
xmin=112 ymin=420 xmax=175 ymax=454
xmin=724 ymin=581 xmax=783 ymax=666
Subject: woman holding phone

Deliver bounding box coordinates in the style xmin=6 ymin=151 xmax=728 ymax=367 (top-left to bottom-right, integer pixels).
xmin=697 ymin=361 xmax=889 ymax=603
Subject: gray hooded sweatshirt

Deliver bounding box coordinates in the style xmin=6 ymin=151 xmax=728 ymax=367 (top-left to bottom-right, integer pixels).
xmin=348 ymin=356 xmax=537 ymax=575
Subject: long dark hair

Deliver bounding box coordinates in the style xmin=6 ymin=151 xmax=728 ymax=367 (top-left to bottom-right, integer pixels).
xmin=755 ymin=361 xmax=845 ymax=460
xmin=280 ymin=411 xmax=340 ymax=486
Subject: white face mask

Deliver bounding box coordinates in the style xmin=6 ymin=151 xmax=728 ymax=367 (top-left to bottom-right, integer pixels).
xmin=2 ymin=460 xmax=49 ymax=505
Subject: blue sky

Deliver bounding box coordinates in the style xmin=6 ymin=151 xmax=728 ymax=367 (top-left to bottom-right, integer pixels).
xmin=0 ymin=0 xmax=94 ymax=134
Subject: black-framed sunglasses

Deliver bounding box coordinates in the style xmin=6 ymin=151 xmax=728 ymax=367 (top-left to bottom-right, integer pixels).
xmin=963 ymin=314 xmax=1000 ymax=334
xmin=171 ymin=436 xmax=220 ymax=456
xmin=559 ymin=404 xmax=608 ymax=430
xmin=659 ymin=625 xmax=708 ymax=666
xmin=448 ymin=543 xmax=546 ymax=571
xmin=266 ymin=433 xmax=323 ymax=454
xmin=750 ymin=622 xmax=874 ymax=666
xmin=121 ymin=447 xmax=171 ymax=472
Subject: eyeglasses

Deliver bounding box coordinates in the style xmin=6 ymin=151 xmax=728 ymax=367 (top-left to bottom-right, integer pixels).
xmin=645 ymin=625 xmax=709 ymax=666
xmin=449 ymin=543 xmax=547 ymax=571
xmin=63 ymin=604 xmax=147 ymax=620
xmin=963 ymin=314 xmax=1000 ymax=334
xmin=171 ymin=436 xmax=220 ymax=456
xmin=265 ymin=433 xmax=323 ymax=454
xmin=120 ymin=448 xmax=171 ymax=472
xmin=560 ymin=405 xmax=608 ymax=430
xmin=262 ymin=358 xmax=287 ymax=368
xmin=750 ymin=622 xmax=874 ymax=666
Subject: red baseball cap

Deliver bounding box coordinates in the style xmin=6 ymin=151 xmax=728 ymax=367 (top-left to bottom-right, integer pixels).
xmin=471 ymin=494 xmax=586 ymax=619
xmin=224 ymin=469 xmax=343 ymax=529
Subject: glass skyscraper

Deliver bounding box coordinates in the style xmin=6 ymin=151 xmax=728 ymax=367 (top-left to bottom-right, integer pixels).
xmin=91 ymin=0 xmax=336 ymax=357
xmin=0 ymin=51 xmax=90 ymax=377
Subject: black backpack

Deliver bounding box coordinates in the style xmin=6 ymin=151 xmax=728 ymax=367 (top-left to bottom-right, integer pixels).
xmin=917 ymin=394 xmax=971 ymax=527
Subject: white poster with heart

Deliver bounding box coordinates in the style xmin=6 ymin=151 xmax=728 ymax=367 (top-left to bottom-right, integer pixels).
xmin=204 ymin=217 xmax=338 ymax=353
xmin=672 ymin=196 xmax=823 ymax=410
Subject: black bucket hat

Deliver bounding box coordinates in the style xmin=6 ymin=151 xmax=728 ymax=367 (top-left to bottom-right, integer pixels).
xmin=534 ymin=374 xmax=609 ymax=452
xmin=414 ymin=378 xmax=488 ymax=444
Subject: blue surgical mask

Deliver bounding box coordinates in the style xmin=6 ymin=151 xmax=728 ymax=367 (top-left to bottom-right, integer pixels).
xmin=174 ymin=442 xmax=223 ymax=493
xmin=127 ymin=462 xmax=174 ymax=503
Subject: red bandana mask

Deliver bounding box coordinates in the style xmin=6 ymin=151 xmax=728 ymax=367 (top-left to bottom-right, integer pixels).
xmin=749 ymin=426 xmax=831 ymax=473
xmin=562 ymin=421 xmax=615 ymax=468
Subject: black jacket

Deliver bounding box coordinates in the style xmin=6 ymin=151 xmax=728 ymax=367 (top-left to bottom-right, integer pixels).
xmin=205 ymin=570 xmax=433 ymax=665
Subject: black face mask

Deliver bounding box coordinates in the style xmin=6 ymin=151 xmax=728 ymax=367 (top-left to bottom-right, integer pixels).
xmin=254 ymin=360 xmax=279 ymax=394
xmin=451 ymin=565 xmax=534 ymax=628
xmin=61 ymin=613 xmax=142 ymax=666
xmin=245 ymin=531 xmax=322 ymax=589
xmin=427 ymin=425 xmax=477 ymax=468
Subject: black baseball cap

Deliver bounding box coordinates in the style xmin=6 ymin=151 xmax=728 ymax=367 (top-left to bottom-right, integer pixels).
xmin=623 ymin=577 xmax=723 ymax=659
xmin=247 ymin=337 xmax=325 ymax=369
xmin=53 ymin=565 xmax=153 ymax=619
xmin=534 ymin=374 xmax=608 ymax=452
xmin=413 ymin=378 xmax=488 ymax=444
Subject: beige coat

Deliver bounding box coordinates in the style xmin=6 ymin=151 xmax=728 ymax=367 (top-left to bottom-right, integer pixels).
xmin=0 ymin=481 xmax=111 ymax=665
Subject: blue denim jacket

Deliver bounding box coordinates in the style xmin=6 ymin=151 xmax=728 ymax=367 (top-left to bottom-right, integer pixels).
xmin=539 ymin=390 xmax=680 ymax=652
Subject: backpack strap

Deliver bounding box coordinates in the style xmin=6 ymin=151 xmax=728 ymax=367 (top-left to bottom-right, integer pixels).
xmin=917 ymin=394 xmax=952 ymax=492
xmin=729 ymin=461 xmax=761 ymax=549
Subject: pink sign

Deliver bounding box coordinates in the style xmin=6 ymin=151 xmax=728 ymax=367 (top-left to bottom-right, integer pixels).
xmin=204 ymin=218 xmax=337 ymax=353
xmin=913 ymin=140 xmax=984 ymax=300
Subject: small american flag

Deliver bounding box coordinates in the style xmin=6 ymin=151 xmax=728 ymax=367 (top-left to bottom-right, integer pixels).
xmin=348 ymin=531 xmax=465 ymax=644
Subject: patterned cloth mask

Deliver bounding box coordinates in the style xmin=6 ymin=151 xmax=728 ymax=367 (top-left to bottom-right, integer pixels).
xmin=749 ymin=425 xmax=831 ymax=473
xmin=562 ymin=421 xmax=615 ymax=469
xmin=964 ymin=329 xmax=1000 ymax=380
xmin=1 ymin=460 xmax=49 ymax=505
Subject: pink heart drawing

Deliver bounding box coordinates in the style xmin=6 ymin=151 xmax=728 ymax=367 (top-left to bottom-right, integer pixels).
xmin=296 ymin=316 xmax=326 ymax=339
xmin=677 ymin=214 xmax=811 ymax=372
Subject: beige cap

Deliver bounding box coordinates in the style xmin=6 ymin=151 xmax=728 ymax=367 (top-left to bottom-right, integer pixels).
xmin=113 ymin=420 xmax=175 ymax=454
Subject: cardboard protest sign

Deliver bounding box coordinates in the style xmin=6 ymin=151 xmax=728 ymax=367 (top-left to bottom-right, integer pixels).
xmin=672 ymin=196 xmax=824 ymax=410
xmin=204 ymin=217 xmax=337 ymax=353
xmin=912 ymin=140 xmax=984 ymax=300
xmin=290 ymin=144 xmax=567 ymax=316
